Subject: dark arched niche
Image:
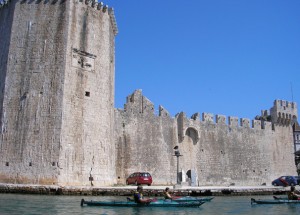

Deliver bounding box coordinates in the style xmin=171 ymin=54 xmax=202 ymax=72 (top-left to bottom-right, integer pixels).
xmin=185 ymin=127 xmax=199 ymax=145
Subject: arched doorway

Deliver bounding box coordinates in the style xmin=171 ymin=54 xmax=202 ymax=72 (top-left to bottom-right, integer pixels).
xmin=180 ymin=127 xmax=199 ymax=185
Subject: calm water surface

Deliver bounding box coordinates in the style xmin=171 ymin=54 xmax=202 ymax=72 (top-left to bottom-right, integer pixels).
xmin=0 ymin=194 xmax=300 ymax=215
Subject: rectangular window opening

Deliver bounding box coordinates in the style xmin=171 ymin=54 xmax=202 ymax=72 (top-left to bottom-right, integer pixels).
xmin=85 ymin=91 xmax=90 ymax=97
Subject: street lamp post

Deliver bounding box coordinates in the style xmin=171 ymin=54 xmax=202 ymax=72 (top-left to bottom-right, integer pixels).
xmin=173 ymin=146 xmax=182 ymax=185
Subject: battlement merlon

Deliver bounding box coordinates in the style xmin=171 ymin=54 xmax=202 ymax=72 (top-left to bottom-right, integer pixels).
xmin=159 ymin=105 xmax=170 ymax=117
xmin=216 ymin=115 xmax=226 ymax=124
xmin=124 ymin=89 xmax=155 ymax=114
xmin=202 ymin=113 xmax=214 ymax=123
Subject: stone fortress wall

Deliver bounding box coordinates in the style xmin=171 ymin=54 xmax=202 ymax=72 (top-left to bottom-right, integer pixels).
xmin=115 ymin=90 xmax=298 ymax=186
xmin=0 ymin=0 xmax=117 ymax=186
xmin=0 ymin=0 xmax=298 ymax=187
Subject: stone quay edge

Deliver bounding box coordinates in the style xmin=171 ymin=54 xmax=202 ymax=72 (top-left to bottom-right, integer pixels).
xmin=0 ymin=183 xmax=294 ymax=196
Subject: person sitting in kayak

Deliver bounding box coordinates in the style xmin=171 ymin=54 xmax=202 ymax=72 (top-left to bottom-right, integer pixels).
xmin=134 ymin=185 xmax=153 ymax=204
xmin=164 ymin=187 xmax=173 ymax=200
xmin=288 ymin=186 xmax=300 ymax=200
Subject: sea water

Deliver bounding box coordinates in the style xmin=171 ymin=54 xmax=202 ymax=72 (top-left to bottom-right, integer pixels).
xmin=0 ymin=194 xmax=299 ymax=215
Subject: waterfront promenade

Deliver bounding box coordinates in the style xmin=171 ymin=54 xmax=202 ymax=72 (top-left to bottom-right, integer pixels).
xmin=0 ymin=183 xmax=293 ymax=196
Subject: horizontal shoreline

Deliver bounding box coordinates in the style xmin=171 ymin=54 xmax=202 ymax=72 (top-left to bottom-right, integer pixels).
xmin=0 ymin=183 xmax=294 ymax=196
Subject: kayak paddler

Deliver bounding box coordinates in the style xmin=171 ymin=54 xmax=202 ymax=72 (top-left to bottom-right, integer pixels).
xmin=133 ymin=185 xmax=153 ymax=204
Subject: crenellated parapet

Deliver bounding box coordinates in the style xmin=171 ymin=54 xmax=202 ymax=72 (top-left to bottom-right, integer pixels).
xmin=122 ymin=91 xmax=298 ymax=145
xmin=178 ymin=110 xmax=275 ymax=132
xmin=122 ymin=90 xmax=177 ymax=119
xmin=176 ymin=111 xmax=276 ymax=146
xmin=1 ymin=0 xmax=67 ymax=7
xmin=132 ymin=91 xmax=299 ymax=131
xmin=1 ymin=0 xmax=118 ymax=35
xmin=78 ymin=0 xmax=118 ymax=35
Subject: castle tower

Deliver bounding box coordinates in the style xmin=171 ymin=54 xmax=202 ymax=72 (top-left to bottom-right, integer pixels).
xmin=0 ymin=0 xmax=118 ymax=186
xmin=270 ymin=100 xmax=298 ymax=125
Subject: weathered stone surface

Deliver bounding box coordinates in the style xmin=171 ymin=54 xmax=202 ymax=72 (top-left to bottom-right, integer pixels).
xmin=0 ymin=0 xmax=116 ymax=186
xmin=115 ymin=91 xmax=297 ymax=186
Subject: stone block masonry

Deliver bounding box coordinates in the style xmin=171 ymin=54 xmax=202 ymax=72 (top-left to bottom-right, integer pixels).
xmin=0 ymin=0 xmax=117 ymax=186
xmin=115 ymin=90 xmax=298 ymax=186
xmin=0 ymin=183 xmax=292 ymax=196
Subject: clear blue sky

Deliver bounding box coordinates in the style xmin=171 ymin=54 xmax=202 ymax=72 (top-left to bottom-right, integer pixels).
xmin=106 ymin=0 xmax=300 ymax=120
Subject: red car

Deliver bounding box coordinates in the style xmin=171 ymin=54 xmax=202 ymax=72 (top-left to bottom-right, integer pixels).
xmin=126 ymin=172 xmax=152 ymax=186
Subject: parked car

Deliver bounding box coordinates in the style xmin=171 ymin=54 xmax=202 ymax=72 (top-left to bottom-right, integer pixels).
xmin=126 ymin=172 xmax=152 ymax=186
xmin=272 ymin=176 xmax=298 ymax=186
